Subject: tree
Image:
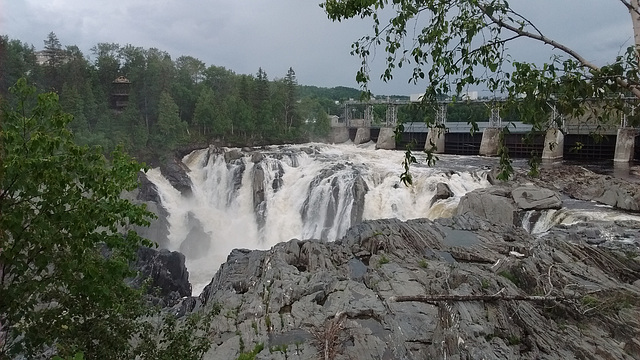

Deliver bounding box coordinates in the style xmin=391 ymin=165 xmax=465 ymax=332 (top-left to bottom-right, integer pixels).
xmin=283 ymin=67 xmax=301 ymax=133
xmin=152 ymin=90 xmax=188 ymax=153
xmin=91 ymin=42 xmax=121 ymax=96
xmin=322 ymin=0 xmax=640 ymax=178
xmin=0 ymin=78 xmax=153 ymax=358
xmin=42 ymin=32 xmax=66 ymax=91
xmin=0 ymin=36 xmax=38 ymax=98
xmin=193 ymin=86 xmax=217 ymax=135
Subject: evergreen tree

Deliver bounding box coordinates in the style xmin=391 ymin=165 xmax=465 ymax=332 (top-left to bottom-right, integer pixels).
xmin=0 ymin=36 xmax=38 ymax=97
xmin=152 ymin=91 xmax=187 ymax=153
xmin=283 ymin=67 xmax=301 ymax=133
xmin=193 ymin=86 xmax=216 ymax=135
xmin=42 ymin=32 xmax=65 ymax=91
xmin=59 ymin=82 xmax=88 ymax=134
xmin=91 ymin=43 xmax=121 ymax=96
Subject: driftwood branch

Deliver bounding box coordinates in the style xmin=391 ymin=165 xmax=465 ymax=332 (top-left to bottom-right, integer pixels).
xmin=388 ymin=290 xmax=583 ymax=304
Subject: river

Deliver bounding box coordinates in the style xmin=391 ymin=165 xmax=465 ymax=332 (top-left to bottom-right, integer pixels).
xmin=145 ymin=142 xmax=640 ymax=294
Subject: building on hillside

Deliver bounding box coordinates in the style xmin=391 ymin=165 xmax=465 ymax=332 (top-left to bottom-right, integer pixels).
xmin=111 ymin=76 xmax=131 ymax=112
xmin=329 ymin=115 xmax=342 ymax=127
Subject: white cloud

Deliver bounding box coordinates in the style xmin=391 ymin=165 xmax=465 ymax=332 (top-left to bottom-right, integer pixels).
xmin=1 ymin=0 xmax=634 ymax=95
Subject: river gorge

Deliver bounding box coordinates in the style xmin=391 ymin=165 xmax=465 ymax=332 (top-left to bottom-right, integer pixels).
xmin=133 ymin=142 xmax=640 ymax=359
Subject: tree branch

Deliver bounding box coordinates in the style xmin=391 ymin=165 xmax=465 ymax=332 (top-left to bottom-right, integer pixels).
xmin=478 ymin=3 xmax=640 ymax=100
xmin=620 ymin=0 xmax=640 ymax=16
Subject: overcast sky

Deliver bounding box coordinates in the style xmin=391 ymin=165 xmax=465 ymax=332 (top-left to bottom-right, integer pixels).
xmin=0 ymin=0 xmax=632 ymax=96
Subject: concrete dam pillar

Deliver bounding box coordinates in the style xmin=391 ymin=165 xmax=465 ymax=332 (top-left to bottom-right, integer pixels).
xmin=353 ymin=127 xmax=371 ymax=145
xmin=614 ymin=127 xmax=638 ymax=162
xmin=425 ymin=127 xmax=445 ymax=153
xmin=376 ymin=127 xmax=396 ymax=150
xmin=542 ymin=128 xmax=564 ymax=161
xmin=330 ymin=127 xmax=349 ymax=144
xmin=479 ymin=127 xmax=501 ymax=156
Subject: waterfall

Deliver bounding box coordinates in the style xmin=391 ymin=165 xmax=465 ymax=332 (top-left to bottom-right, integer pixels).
xmin=523 ymin=204 xmax=640 ymax=235
xmin=147 ymin=143 xmax=492 ymax=294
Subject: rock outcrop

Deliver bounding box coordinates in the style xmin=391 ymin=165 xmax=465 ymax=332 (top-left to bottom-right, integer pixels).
xmin=456 ymin=184 xmax=563 ymax=228
xmin=511 ymin=186 xmax=562 ymax=210
xmin=524 ymin=165 xmax=640 ymax=212
xmin=160 ymin=158 xmax=193 ymax=196
xmin=129 ymin=246 xmax=192 ymax=307
xmin=120 ymin=171 xmax=171 ymax=248
xmin=178 ymin=212 xmax=212 ymax=259
xmin=182 ymin=213 xmax=640 ymax=360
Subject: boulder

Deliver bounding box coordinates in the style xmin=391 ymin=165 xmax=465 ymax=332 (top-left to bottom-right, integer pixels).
xmin=129 ymin=247 xmax=191 ymax=307
xmin=224 ymin=149 xmax=244 ymax=163
xmin=178 ymin=212 xmax=211 ymax=259
xmin=160 ymin=158 xmax=193 ymax=196
xmin=511 ymin=186 xmax=562 ymax=210
xmin=251 ymin=152 xmax=265 ymax=163
xmin=430 ymin=182 xmax=454 ymax=206
xmin=456 ymin=187 xmax=517 ymax=226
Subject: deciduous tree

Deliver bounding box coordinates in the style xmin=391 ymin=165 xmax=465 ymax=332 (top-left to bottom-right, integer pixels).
xmin=0 ymin=78 xmax=153 ymax=359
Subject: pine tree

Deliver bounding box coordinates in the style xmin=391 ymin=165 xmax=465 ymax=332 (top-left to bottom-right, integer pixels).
xmin=152 ymin=91 xmax=187 ymax=153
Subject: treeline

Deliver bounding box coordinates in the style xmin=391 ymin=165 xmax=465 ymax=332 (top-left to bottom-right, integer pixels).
xmin=0 ymin=33 xmax=348 ymax=163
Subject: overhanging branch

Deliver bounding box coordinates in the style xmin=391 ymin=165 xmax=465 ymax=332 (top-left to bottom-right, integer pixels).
xmin=478 ymin=2 xmax=640 ymax=100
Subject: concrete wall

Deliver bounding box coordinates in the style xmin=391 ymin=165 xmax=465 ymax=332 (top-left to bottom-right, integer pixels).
xmin=542 ymin=128 xmax=564 ymax=161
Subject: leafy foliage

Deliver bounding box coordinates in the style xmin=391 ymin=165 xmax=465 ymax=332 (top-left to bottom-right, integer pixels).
xmin=135 ymin=312 xmax=214 ymax=360
xmin=0 ymin=78 xmax=155 ymax=358
xmin=0 ymin=78 xmax=218 ymax=359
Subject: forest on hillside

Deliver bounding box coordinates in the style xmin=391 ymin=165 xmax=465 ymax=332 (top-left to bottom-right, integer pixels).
xmin=0 ymin=33 xmax=512 ymax=164
xmin=0 ymin=33 xmax=364 ymax=163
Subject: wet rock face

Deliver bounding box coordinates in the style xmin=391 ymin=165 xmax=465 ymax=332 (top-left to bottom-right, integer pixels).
xmin=524 ymin=165 xmax=640 ymax=212
xmin=430 ymin=182 xmax=454 ymax=207
xmin=160 ymin=158 xmax=193 ymax=196
xmin=178 ymin=212 xmax=211 ymax=259
xmin=129 ymin=247 xmax=191 ymax=307
xmin=189 ymin=213 xmax=640 ymax=360
xmin=137 ymin=171 xmax=162 ymax=204
xmin=252 ymin=163 xmax=267 ymax=231
xmin=350 ymin=174 xmax=369 ymax=225
xmin=124 ymin=172 xmax=170 ymax=248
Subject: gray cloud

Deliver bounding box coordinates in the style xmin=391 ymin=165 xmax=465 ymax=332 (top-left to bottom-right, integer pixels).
xmin=1 ymin=0 xmax=632 ymax=95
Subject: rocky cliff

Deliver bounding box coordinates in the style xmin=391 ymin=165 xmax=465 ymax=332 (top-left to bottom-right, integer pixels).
xmin=138 ymin=157 xmax=640 ymax=359
xmin=182 ymin=212 xmax=640 ymax=360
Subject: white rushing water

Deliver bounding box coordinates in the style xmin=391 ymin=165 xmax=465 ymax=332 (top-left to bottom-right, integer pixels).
xmin=145 ymin=142 xmax=640 ymax=294
xmin=146 ymin=142 xmax=495 ymax=294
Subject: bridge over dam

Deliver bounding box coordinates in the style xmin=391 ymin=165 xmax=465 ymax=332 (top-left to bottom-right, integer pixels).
xmin=329 ymin=98 xmax=640 ymax=163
